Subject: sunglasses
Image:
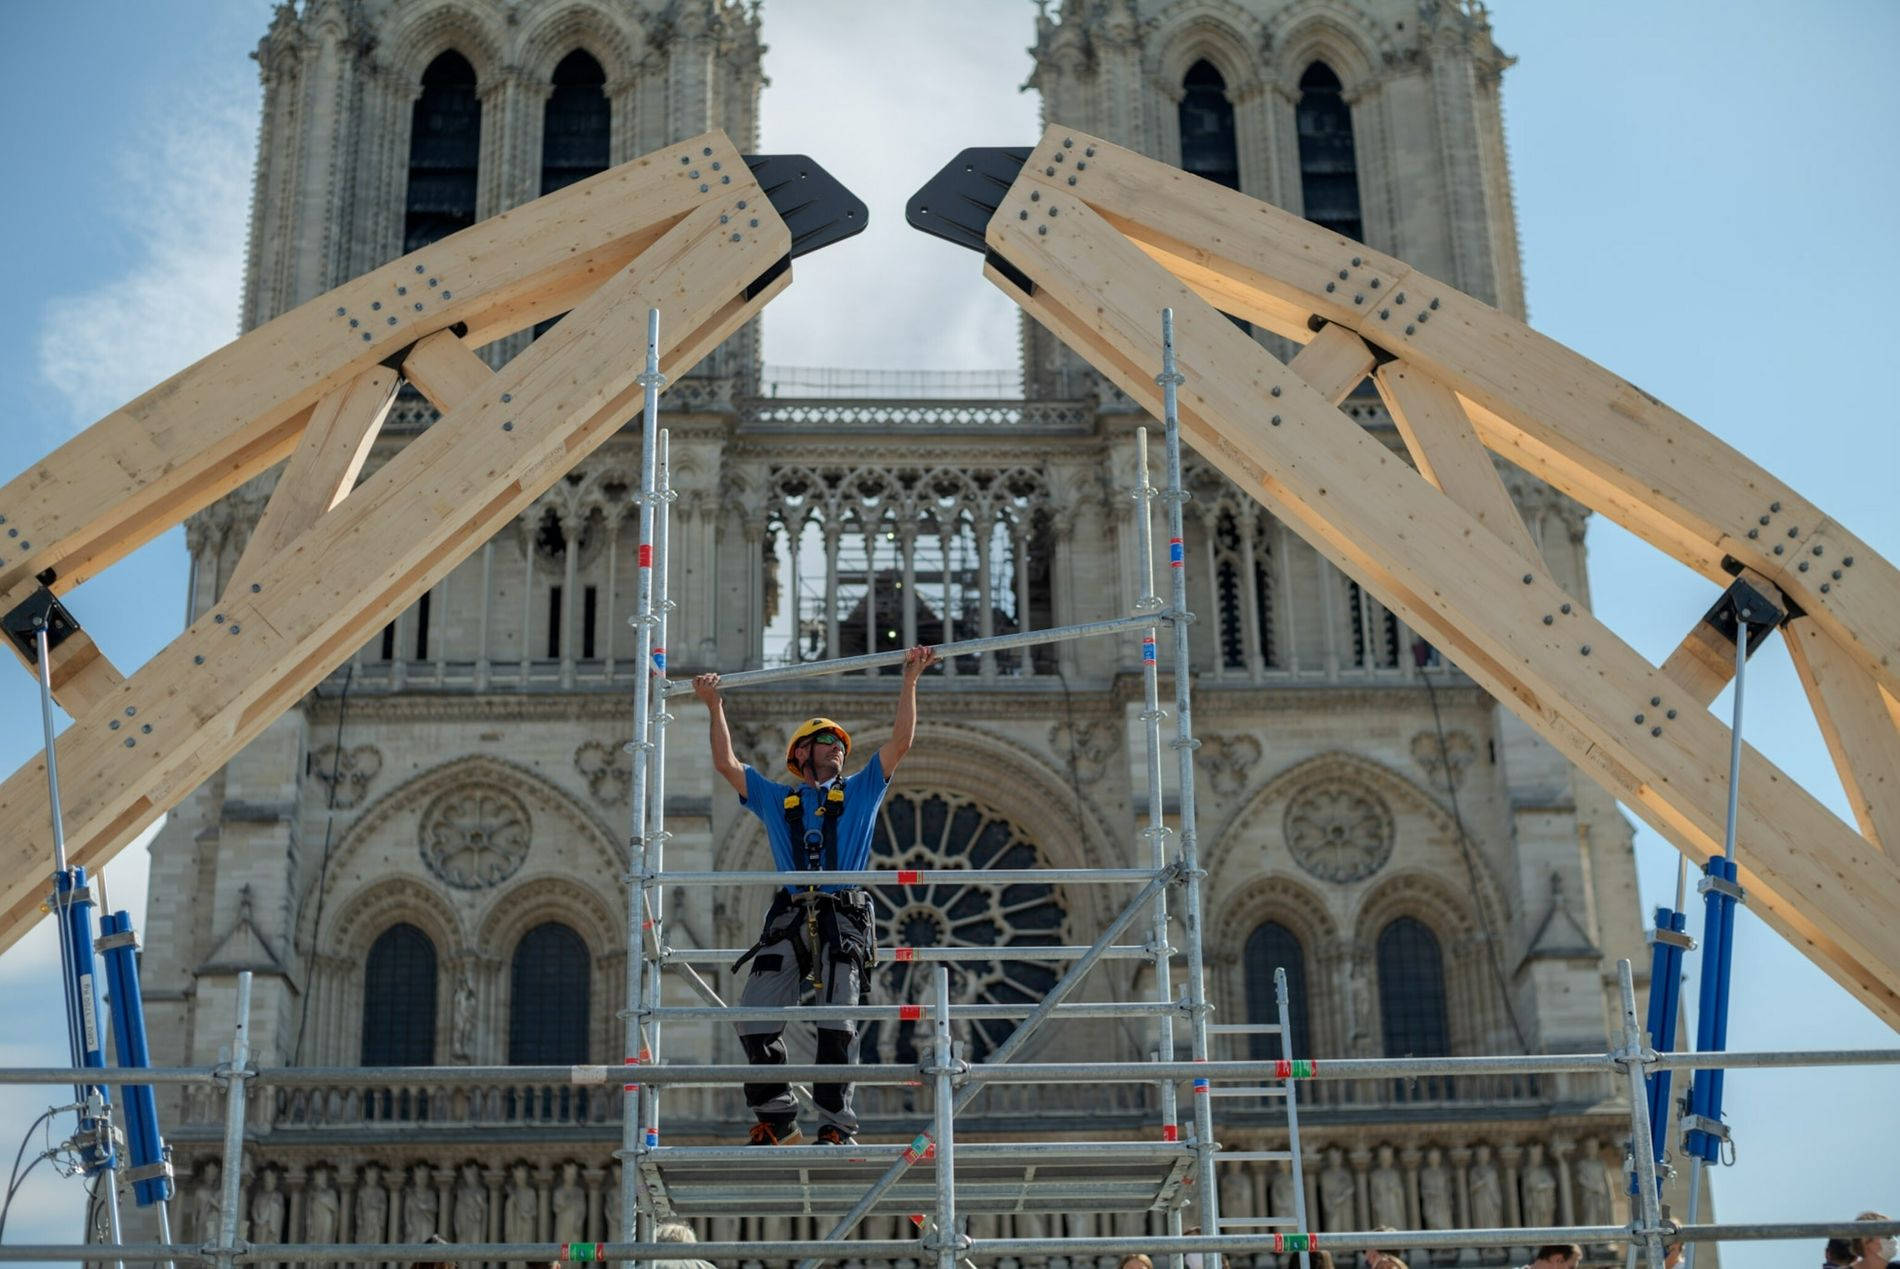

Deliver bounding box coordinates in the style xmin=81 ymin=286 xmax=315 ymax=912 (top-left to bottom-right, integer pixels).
xmin=801 ymin=733 xmax=844 ymax=750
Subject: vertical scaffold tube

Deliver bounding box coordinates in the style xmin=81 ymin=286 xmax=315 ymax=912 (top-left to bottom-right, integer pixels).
xmin=1133 ymin=428 xmax=1184 ymax=1225
xmin=1277 ymin=967 xmax=1311 ymax=1267
xmin=214 ymin=973 xmax=252 ymax=1269
xmin=638 ymin=430 xmax=675 ymax=1175
xmin=931 ymin=967 xmax=960 ymax=1269
xmin=1617 ymin=961 xmax=1666 ymax=1269
xmin=621 ymin=307 xmax=664 ymax=1269
xmin=1157 ymin=308 xmax=1220 ymax=1265
xmin=1683 ymin=616 xmax=1750 ymax=1269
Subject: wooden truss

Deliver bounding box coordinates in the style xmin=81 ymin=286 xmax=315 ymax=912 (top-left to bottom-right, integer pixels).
xmin=0 ymin=132 xmax=864 ymax=953
xmin=910 ymin=127 xmax=1900 ymax=1026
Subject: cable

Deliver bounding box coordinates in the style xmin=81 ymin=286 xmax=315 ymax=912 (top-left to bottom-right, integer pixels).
xmin=1413 ymin=645 xmax=1532 ymax=1053
xmin=0 ymin=1107 xmax=61 ymax=1242
xmin=292 ymin=662 xmax=354 ymax=1065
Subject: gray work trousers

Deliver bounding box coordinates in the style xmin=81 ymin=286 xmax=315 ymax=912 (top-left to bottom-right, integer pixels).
xmin=735 ymin=935 xmax=863 ymax=1135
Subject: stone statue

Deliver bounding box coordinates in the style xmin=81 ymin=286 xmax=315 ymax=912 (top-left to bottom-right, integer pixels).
xmin=403 ymin=1163 xmax=438 ymax=1243
xmin=452 ymin=974 xmax=477 ymax=1061
xmin=605 ymin=1164 xmax=623 ymax=1243
xmin=1370 ymin=1144 xmax=1405 ymax=1229
xmin=1574 ymin=1141 xmax=1613 ymax=1227
xmin=1419 ymin=1148 xmax=1453 ymax=1230
xmin=453 ymin=1163 xmax=487 ymax=1245
xmin=1467 ymin=1146 xmax=1502 ymax=1230
xmin=305 ymin=1167 xmax=340 ymax=1244
xmin=1520 ymin=1143 xmax=1557 ymax=1229
xmin=553 ymin=1161 xmax=586 ymax=1242
xmin=1270 ymin=1163 xmax=1297 ymax=1218
xmin=357 ymin=1164 xmax=389 ymax=1244
xmin=504 ymin=1162 xmax=537 ymax=1243
xmin=193 ymin=1162 xmax=224 ymax=1245
xmin=1319 ymin=1146 xmax=1355 ymax=1230
xmin=250 ymin=1169 xmax=285 ymax=1266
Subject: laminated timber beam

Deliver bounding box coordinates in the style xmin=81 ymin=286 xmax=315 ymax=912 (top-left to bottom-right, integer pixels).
xmin=909 ymin=127 xmax=1900 ymax=1026
xmin=0 ymin=133 xmax=864 ymax=952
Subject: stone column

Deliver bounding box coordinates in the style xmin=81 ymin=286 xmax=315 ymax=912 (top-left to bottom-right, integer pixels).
xmin=1350 ymin=1145 xmax=1373 ymax=1231
xmin=1552 ymin=1137 xmax=1576 ymax=1227
xmin=1498 ymin=1143 xmax=1524 ymax=1226
xmin=1400 ymin=1145 xmax=1424 ymax=1230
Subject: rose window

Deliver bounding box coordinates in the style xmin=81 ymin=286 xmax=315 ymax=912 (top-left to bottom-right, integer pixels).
xmin=419 ymin=787 xmax=532 ymax=889
xmin=860 ymin=792 xmax=1067 ymax=1064
xmin=1283 ymin=780 xmax=1393 ymax=883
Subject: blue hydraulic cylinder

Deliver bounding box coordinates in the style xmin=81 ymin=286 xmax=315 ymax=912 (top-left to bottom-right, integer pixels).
xmin=1684 ymin=857 xmax=1739 ymax=1163
xmin=1640 ymin=905 xmax=1688 ymax=1183
xmin=54 ymin=867 xmax=116 ymax=1174
xmin=97 ymin=909 xmax=172 ymax=1206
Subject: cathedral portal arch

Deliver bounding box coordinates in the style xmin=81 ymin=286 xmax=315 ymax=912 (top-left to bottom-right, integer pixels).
xmin=516 ymin=3 xmax=647 ymax=89
xmin=382 ymin=3 xmax=509 ymax=94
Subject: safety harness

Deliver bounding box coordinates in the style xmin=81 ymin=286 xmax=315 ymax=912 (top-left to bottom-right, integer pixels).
xmin=731 ymin=782 xmax=877 ymax=989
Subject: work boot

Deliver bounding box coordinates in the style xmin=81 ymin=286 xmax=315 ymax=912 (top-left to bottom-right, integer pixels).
xmin=748 ymin=1120 xmax=802 ymax=1146
xmin=815 ymin=1125 xmax=858 ymax=1146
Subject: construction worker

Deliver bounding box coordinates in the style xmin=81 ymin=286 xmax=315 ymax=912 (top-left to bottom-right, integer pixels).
xmin=693 ymin=644 xmax=940 ymax=1146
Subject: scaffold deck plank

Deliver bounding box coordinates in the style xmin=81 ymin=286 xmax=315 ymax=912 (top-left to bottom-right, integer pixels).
xmin=639 ymin=1142 xmax=1194 ymax=1218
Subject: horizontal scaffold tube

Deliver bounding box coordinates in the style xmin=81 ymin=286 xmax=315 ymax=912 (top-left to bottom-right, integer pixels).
xmin=645 ymin=1140 xmax=1189 ymax=1163
xmin=659 ymin=943 xmax=1164 ymax=962
xmin=635 ymin=1001 xmax=1184 ymax=1023
xmin=5 ymin=1223 xmax=1898 ymax=1264
xmin=656 ymin=611 xmax=1169 ymax=694
xmin=644 ymin=867 xmax=1163 ymax=885
xmin=7 ymin=1047 xmax=1895 ymax=1090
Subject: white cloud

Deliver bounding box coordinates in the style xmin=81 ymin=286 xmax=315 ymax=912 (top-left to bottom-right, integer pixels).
xmin=35 ymin=84 xmax=255 ymax=430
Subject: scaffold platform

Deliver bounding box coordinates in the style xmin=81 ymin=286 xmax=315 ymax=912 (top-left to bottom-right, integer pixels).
xmin=639 ymin=1142 xmax=1195 ymax=1219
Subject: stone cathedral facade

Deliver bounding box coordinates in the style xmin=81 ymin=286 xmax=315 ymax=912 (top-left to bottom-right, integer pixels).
xmin=138 ymin=0 xmax=1661 ymax=1261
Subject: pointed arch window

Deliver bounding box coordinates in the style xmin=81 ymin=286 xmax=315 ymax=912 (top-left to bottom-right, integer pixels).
xmin=508 ymin=922 xmax=591 ymax=1064
xmin=1296 ymin=61 xmax=1362 ymax=240
xmin=405 ymin=52 xmax=482 ymax=253
xmin=1348 ymin=580 xmax=1400 ymax=669
xmin=1179 ymin=59 xmax=1240 ymax=191
xmin=542 ymin=51 xmax=610 ymax=195
xmin=1377 ymin=915 xmax=1450 ymax=1057
xmin=361 ymin=923 xmax=438 ymax=1065
xmin=1244 ymin=920 xmax=1311 ymax=1061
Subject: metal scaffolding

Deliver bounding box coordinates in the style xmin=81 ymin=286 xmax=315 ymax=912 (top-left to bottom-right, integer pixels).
xmin=10 ymin=306 xmax=1900 ymax=1269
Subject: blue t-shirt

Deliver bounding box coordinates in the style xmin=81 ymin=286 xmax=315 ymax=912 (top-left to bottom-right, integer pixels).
xmin=740 ymin=753 xmax=889 ymax=894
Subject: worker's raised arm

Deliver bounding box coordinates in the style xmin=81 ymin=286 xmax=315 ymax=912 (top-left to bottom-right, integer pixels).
xmin=876 ymin=646 xmax=940 ymax=775
xmin=693 ymin=673 xmax=748 ymax=797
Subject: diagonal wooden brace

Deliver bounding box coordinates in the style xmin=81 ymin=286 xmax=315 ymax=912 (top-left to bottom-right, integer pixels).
xmin=0 ymin=188 xmax=792 ymax=954
xmin=975 ymin=128 xmax=1896 ymax=704
xmin=956 ymin=133 xmax=1900 ymax=1023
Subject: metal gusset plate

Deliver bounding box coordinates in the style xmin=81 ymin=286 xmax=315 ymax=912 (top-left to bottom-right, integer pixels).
xmin=905 ymin=147 xmax=1032 ymax=254
xmin=743 ymin=155 xmax=870 ymax=259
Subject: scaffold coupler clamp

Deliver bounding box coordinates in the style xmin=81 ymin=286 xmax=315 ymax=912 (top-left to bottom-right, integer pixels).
xmin=1696 ymin=872 xmax=1746 ymax=905
xmin=1680 ymin=1113 xmax=1729 ymax=1145
xmin=1649 ymin=924 xmax=1695 ymax=950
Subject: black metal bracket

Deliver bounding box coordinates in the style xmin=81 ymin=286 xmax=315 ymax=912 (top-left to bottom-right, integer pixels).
xmin=740 ymin=155 xmax=868 ymax=300
xmin=1700 ymin=575 xmax=1785 ymax=658
xmin=905 ymin=147 xmax=1037 ymax=297
xmin=2 ymin=584 xmax=80 ymax=666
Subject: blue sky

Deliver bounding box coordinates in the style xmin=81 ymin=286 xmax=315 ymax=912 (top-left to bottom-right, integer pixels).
xmin=0 ymin=1 xmax=1895 ymax=1262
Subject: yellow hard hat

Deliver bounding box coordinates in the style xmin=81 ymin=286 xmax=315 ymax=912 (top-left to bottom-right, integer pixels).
xmin=785 ymin=717 xmax=852 ymax=777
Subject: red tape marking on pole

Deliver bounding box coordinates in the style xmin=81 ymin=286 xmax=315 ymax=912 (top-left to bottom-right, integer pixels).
xmin=899 ymin=1004 xmax=922 ymax=1021
xmin=894 ymin=946 xmax=915 ymax=961
xmin=896 ymin=869 xmax=921 ymax=884
xmin=638 ymin=544 xmax=652 ymax=568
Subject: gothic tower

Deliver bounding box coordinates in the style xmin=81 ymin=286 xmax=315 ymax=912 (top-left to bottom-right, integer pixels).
xmin=139 ymin=1 xmax=1650 ymax=1259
